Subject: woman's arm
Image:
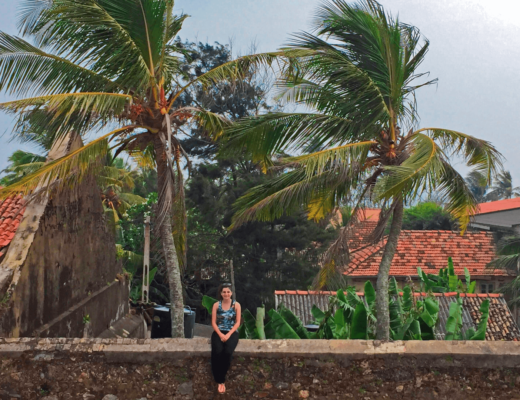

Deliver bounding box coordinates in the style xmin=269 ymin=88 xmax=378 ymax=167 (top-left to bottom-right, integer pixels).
xmin=211 ymin=302 xmax=226 ymax=341
xmin=224 ymin=303 xmax=241 ymax=339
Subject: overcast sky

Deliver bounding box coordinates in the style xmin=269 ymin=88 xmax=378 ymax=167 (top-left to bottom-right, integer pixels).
xmin=1 ymin=0 xmax=519 ymax=183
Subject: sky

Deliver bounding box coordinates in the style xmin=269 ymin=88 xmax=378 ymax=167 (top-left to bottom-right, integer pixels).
xmin=0 ymin=0 xmax=520 ymax=183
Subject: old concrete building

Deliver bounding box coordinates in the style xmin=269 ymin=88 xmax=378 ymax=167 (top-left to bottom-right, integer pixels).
xmin=470 ymin=198 xmax=520 ymax=233
xmin=0 ymin=133 xmax=138 ymax=338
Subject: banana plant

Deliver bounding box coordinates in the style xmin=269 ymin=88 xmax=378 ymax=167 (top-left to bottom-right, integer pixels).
xmin=444 ymin=296 xmax=489 ymax=340
xmin=418 ymin=258 xmax=476 ymax=294
xmin=389 ymin=277 xmax=440 ymax=340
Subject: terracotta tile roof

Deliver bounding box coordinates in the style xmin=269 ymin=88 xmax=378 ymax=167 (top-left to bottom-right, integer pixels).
xmin=345 ymin=229 xmax=501 ymax=277
xmin=274 ymin=291 xmax=520 ymax=341
xmin=0 ymin=195 xmax=25 ymax=252
xmin=477 ymin=198 xmax=520 ymax=214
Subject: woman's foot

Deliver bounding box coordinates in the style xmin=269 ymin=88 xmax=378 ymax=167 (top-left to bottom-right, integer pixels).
xmin=218 ymin=383 xmax=226 ymax=393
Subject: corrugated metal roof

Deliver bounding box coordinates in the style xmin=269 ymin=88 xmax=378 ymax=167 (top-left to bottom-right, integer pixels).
xmin=274 ymin=291 xmax=520 ymax=341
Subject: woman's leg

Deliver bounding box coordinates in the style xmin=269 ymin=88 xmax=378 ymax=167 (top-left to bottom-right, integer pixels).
xmin=219 ymin=332 xmax=239 ymax=383
xmin=211 ymin=331 xmax=226 ymax=384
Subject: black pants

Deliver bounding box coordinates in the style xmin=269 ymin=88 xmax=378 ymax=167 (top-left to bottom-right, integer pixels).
xmin=211 ymin=331 xmax=239 ymax=384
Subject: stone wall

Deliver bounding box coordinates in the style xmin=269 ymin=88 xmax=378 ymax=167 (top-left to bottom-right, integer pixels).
xmin=1 ymin=339 xmax=520 ymax=399
xmin=0 ymin=175 xmax=127 ymax=338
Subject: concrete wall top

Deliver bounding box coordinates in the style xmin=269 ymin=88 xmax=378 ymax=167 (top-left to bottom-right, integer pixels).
xmin=1 ymin=338 xmax=520 ymax=369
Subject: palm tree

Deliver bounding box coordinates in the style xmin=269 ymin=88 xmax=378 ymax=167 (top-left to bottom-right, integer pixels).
xmin=0 ymin=150 xmax=46 ymax=186
xmin=224 ymin=0 xmax=502 ymax=339
xmin=486 ymin=170 xmax=520 ymax=200
xmin=466 ymin=170 xmax=488 ymax=203
xmin=0 ymin=0 xmax=273 ymax=337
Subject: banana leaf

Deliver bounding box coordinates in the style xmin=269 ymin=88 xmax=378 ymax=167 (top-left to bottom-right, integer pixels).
xmin=447 ymin=257 xmax=458 ymax=292
xmin=389 ymin=276 xmax=400 ymax=295
xmin=402 ymin=285 xmax=413 ymax=312
xmin=445 ymin=298 xmax=463 ymax=340
xmin=278 ymin=305 xmax=311 ymax=339
xmin=311 ymin=305 xmax=326 ymax=323
xmin=336 ymin=289 xmax=355 ymax=323
xmin=202 ymin=295 xmax=218 ymax=314
xmin=242 ymin=309 xmax=259 ymax=339
xmin=468 ymin=299 xmax=489 ymax=340
xmin=268 ymin=309 xmax=300 ymax=339
xmin=364 ymin=281 xmax=377 ymax=322
xmin=333 ymin=309 xmax=348 ymax=339
xmin=394 ymin=315 xmax=415 ymax=340
xmin=464 ymin=267 xmax=472 ymax=292
xmin=238 ymin=323 xmax=247 ymax=339
xmin=264 ymin=320 xmax=276 ymax=339
xmin=350 ymin=303 xmax=367 ymax=339
xmin=419 ymin=297 xmax=439 ymax=328
xmin=408 ymin=320 xmax=422 ymax=340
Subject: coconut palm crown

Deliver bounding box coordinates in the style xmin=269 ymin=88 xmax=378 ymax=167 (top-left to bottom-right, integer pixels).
xmin=224 ymin=0 xmax=503 ymax=339
xmin=0 ymin=0 xmax=278 ymax=337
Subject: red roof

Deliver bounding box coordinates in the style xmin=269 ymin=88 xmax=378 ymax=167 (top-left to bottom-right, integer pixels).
xmin=477 ymin=197 xmax=520 ymax=214
xmin=0 ymin=196 xmax=25 ymax=251
xmin=274 ymin=290 xmax=501 ymax=298
xmin=345 ymin=229 xmax=502 ymax=277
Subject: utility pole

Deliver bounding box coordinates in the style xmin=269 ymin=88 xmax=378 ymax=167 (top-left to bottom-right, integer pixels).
xmin=142 ymin=216 xmax=151 ymax=303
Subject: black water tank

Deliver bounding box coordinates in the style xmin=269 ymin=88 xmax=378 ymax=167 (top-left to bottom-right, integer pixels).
xmin=151 ymin=305 xmax=171 ymax=338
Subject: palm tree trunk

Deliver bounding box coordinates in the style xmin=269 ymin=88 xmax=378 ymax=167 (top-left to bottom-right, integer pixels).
xmin=375 ymin=198 xmax=404 ymax=340
xmin=154 ymin=138 xmax=185 ymax=338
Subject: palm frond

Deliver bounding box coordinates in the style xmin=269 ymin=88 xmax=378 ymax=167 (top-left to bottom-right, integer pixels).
xmin=286 ymin=140 xmax=375 ymax=177
xmin=223 ymin=112 xmax=362 ymax=163
xmin=375 ymin=133 xmax=442 ymax=201
xmin=191 ymin=109 xmax=231 ymax=140
xmin=435 ymin=160 xmax=478 ymax=234
xmin=231 ymin=163 xmax=362 ymax=229
xmin=312 ymin=0 xmax=436 ymax=123
xmin=488 ymin=236 xmax=520 ymax=273
xmin=0 ymin=32 xmax=118 ymax=97
xmin=169 ymin=51 xmax=284 ymax=109
xmin=19 ymin=0 xmax=156 ymax=91
xmin=419 ymin=128 xmax=503 ymax=181
xmin=129 ymin=146 xmax=156 ymax=170
xmin=0 ymin=126 xmax=134 ymax=199
xmin=157 ymin=4 xmax=187 ymax=83
xmin=0 ymin=92 xmax=131 ymax=138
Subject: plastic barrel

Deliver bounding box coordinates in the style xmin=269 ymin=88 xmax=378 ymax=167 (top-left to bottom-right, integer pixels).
xmin=151 ymin=305 xmax=171 ymax=338
xmin=184 ymin=306 xmax=196 ymax=339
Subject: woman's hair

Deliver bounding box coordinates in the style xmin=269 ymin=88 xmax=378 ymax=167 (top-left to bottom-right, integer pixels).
xmin=216 ymin=283 xmax=233 ymax=300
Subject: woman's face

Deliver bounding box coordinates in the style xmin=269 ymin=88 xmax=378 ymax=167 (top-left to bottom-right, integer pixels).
xmin=221 ymin=287 xmax=232 ymax=300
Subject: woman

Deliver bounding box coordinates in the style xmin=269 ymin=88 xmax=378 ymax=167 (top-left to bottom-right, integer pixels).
xmin=211 ymin=283 xmax=241 ymax=394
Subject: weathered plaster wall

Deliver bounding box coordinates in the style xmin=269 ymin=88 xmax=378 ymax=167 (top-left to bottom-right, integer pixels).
xmin=0 ymin=177 xmax=127 ymax=337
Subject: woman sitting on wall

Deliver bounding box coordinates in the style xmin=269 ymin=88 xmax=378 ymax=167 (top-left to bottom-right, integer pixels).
xmin=211 ymin=283 xmax=241 ymax=394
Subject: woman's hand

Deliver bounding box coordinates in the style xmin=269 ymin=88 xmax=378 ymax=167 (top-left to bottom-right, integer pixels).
xmin=219 ymin=332 xmax=227 ymax=342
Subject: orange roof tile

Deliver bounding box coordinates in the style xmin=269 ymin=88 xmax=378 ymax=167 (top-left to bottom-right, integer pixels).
xmin=345 ymin=228 xmax=501 ymax=277
xmin=477 ymin=198 xmax=520 ymax=214
xmin=0 ymin=195 xmax=25 ymax=251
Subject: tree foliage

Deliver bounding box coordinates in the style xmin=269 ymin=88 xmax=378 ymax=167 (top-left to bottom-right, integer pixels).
xmin=223 ymin=0 xmax=502 ymax=340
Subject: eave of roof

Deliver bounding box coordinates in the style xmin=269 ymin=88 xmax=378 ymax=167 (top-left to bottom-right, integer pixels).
xmin=477 ymin=198 xmax=520 ymax=215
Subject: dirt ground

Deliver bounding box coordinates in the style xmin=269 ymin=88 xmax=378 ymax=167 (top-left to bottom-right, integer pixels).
xmin=1 ymin=355 xmax=520 ymax=400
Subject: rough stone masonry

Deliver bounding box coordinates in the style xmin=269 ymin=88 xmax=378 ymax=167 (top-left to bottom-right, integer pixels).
xmin=2 ymin=338 xmax=520 ymax=399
